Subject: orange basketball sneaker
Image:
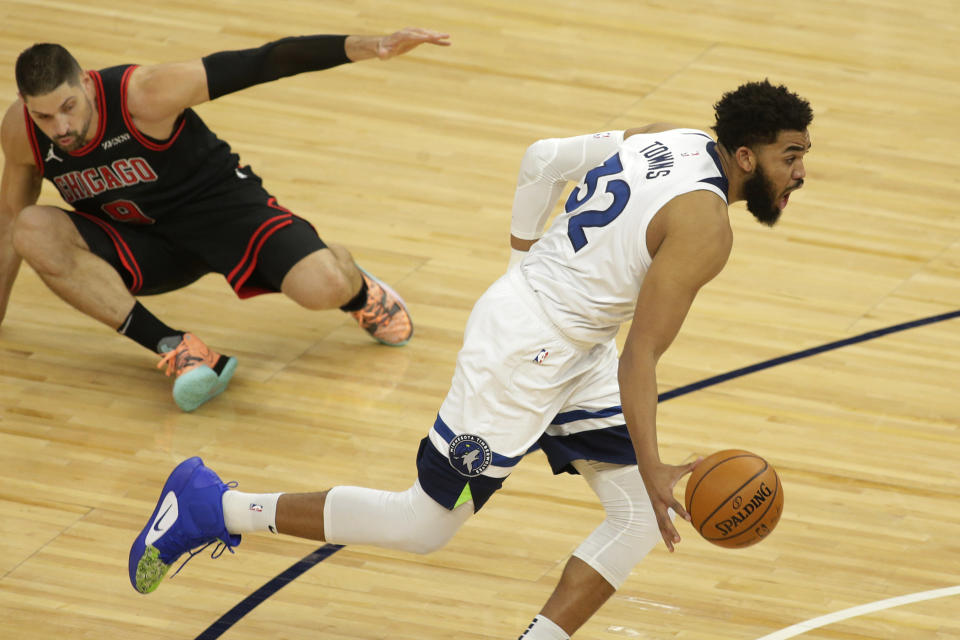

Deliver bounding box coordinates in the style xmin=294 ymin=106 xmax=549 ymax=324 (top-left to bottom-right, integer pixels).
xmin=350 ymin=268 xmax=414 ymax=346
xmin=157 ymin=333 xmax=238 ymax=412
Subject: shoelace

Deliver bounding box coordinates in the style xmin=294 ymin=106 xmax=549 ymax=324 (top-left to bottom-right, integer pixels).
xmin=157 ymin=348 xmax=183 ymax=377
xmin=358 ymin=307 xmax=393 ymax=328
xmin=169 ymin=539 xmax=236 ymax=580
xmin=157 ymin=346 xmax=215 ymax=377
xmin=357 ymin=289 xmax=397 ymax=325
xmin=169 ymin=480 xmax=239 ymax=580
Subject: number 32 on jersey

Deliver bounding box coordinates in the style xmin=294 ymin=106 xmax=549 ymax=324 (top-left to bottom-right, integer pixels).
xmin=564 ymin=154 xmax=630 ymax=252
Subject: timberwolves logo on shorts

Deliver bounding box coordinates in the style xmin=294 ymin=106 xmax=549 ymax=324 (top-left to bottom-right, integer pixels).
xmin=448 ymin=434 xmax=492 ymax=477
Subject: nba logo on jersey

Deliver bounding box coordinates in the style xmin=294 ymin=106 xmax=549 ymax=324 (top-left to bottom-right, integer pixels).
xmin=533 ymin=349 xmax=549 ymax=365
xmin=448 ymin=434 xmax=492 ymax=477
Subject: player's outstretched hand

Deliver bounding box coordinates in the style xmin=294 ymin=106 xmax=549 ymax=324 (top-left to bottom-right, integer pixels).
xmin=640 ymin=458 xmax=700 ymax=553
xmin=376 ymin=27 xmax=451 ymax=60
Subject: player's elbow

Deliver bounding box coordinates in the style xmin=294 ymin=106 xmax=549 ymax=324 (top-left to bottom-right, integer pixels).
xmin=523 ymin=138 xmax=553 ymax=161
xmin=617 ymin=342 xmax=659 ymax=384
xmin=517 ymin=138 xmax=556 ymax=182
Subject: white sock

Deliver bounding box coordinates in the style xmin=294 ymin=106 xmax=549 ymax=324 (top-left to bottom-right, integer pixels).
xmin=518 ymin=615 xmax=569 ymax=640
xmin=221 ymin=491 xmax=283 ymax=534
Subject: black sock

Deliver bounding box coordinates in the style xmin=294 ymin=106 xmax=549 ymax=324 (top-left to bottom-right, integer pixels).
xmin=118 ymin=301 xmax=183 ymax=354
xmin=212 ymin=357 xmax=228 ymax=375
xmin=339 ymin=278 xmax=368 ymax=312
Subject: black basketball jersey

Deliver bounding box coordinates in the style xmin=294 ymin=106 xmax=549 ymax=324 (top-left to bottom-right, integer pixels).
xmin=24 ymin=64 xmax=240 ymax=224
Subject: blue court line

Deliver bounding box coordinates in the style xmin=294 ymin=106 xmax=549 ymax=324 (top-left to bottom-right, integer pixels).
xmin=193 ymin=309 xmax=959 ymax=640
xmin=658 ymin=309 xmax=960 ymax=402
xmin=194 ymin=544 xmax=344 ymax=640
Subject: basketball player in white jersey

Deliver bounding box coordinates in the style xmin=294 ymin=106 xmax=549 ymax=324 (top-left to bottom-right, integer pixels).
xmin=129 ymin=80 xmax=813 ymax=639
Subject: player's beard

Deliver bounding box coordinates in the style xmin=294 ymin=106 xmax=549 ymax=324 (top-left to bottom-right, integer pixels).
xmin=55 ymin=94 xmax=95 ymax=152
xmin=742 ymin=163 xmax=782 ymax=227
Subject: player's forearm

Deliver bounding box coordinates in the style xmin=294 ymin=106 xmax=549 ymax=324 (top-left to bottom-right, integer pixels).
xmin=507 ymin=235 xmax=538 ymax=271
xmin=202 ymin=35 xmax=351 ymax=100
xmin=510 ymin=235 xmax=537 ymax=251
xmin=0 ymin=160 xmax=38 ymax=326
xmin=0 ymin=214 xmax=23 ymax=325
xmin=344 ymin=35 xmax=383 ymax=62
xmin=618 ymin=348 xmax=663 ymax=468
xmin=0 ymin=256 xmax=22 ymax=325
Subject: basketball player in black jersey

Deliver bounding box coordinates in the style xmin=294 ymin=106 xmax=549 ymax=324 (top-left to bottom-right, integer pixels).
xmin=0 ymin=27 xmax=449 ymax=411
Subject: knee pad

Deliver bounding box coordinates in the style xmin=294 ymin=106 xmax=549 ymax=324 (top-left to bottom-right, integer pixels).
xmin=323 ymin=480 xmax=472 ymax=555
xmin=570 ymin=460 xmax=661 ymax=590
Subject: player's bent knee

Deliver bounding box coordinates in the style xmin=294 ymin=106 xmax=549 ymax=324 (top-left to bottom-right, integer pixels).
xmin=12 ymin=206 xmax=51 ymax=252
xmin=383 ymin=484 xmax=468 ymax=554
xmin=11 ymin=206 xmax=75 ymax=262
xmin=574 ymin=508 xmax=660 ymax=589
xmin=395 ymin=519 xmax=458 ymax=555
xmin=281 ymin=250 xmax=356 ymax=310
xmin=323 ymin=481 xmax=470 ymax=555
xmin=571 ymin=461 xmax=661 ymax=589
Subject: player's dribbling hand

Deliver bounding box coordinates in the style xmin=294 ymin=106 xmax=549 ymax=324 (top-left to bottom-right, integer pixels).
xmin=376 ymin=27 xmax=451 ymax=59
xmin=641 ymin=458 xmax=701 ymax=553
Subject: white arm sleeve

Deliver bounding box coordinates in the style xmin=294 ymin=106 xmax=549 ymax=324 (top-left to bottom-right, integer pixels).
xmin=510 ymin=130 xmax=626 ymax=241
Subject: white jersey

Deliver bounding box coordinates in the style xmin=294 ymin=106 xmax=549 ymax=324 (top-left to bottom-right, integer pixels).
xmin=520 ymin=128 xmax=728 ymax=345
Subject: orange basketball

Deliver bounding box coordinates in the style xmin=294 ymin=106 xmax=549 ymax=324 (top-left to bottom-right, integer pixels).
xmin=684 ymin=449 xmax=783 ymax=549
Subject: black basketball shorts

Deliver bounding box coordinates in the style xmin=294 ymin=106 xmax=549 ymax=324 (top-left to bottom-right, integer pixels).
xmin=68 ymin=179 xmax=327 ymax=298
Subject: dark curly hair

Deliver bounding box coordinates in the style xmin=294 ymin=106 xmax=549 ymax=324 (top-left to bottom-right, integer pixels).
xmin=15 ymin=43 xmax=83 ymax=97
xmin=712 ymin=79 xmax=812 ymax=150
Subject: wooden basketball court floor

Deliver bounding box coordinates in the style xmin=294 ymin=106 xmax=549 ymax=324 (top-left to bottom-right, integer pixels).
xmin=0 ymin=1 xmax=957 ymax=638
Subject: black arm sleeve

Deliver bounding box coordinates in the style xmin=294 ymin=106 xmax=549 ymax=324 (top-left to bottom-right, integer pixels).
xmin=202 ymin=35 xmax=351 ymax=100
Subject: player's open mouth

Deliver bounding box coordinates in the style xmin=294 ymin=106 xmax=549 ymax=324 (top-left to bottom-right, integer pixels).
xmin=779 ymin=185 xmax=802 ymax=210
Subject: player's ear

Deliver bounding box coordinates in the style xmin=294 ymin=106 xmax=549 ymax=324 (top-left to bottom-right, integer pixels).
xmin=734 ymin=146 xmax=756 ymax=173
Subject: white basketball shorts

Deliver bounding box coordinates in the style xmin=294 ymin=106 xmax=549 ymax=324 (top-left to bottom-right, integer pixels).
xmin=416 ymin=269 xmax=636 ymax=511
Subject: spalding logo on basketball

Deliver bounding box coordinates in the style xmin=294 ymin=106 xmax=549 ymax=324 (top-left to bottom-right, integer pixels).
xmin=684 ymin=449 xmax=784 ymax=548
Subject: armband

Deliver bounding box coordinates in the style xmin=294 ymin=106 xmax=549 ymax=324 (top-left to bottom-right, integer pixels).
xmin=203 ymin=35 xmax=350 ymax=100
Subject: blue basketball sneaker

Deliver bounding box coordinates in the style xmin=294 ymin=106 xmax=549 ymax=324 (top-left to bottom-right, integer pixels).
xmin=129 ymin=457 xmax=241 ymax=594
